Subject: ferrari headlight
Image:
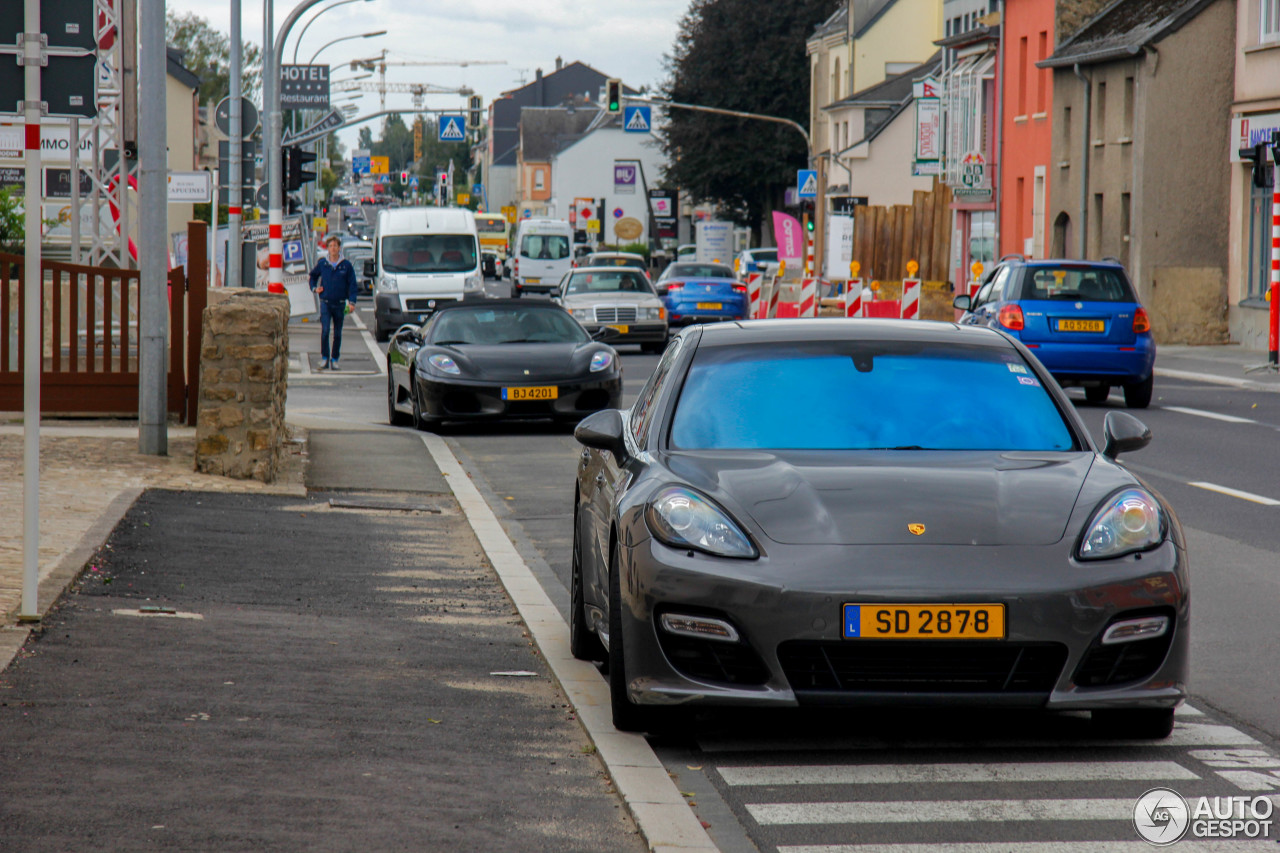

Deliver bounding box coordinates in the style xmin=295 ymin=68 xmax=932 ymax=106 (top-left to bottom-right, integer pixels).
xmin=427 ymin=353 xmax=460 ymax=375
xmin=464 ymin=273 xmax=483 ymax=292
xmin=589 ymin=351 xmax=614 ymax=372
xmin=1078 ymin=488 xmax=1165 ymax=560
xmin=646 ymin=486 xmax=757 ymax=559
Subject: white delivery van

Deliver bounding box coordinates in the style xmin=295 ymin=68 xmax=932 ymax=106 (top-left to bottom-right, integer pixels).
xmin=511 ymin=218 xmax=574 ymax=297
xmin=369 ymin=206 xmax=484 ymax=341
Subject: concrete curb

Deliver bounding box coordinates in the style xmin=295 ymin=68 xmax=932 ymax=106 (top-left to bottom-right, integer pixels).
xmin=1 ymin=486 xmax=144 ymax=675
xmin=419 ymin=432 xmax=719 ymax=853
xmin=1155 ymin=366 xmax=1280 ymax=392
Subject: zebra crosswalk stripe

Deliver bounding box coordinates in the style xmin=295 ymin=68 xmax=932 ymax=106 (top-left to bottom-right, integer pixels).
xmin=748 ymin=797 xmax=1138 ymax=825
xmin=776 ymin=841 xmax=1280 ymax=853
xmin=719 ymin=760 xmax=1199 ymax=786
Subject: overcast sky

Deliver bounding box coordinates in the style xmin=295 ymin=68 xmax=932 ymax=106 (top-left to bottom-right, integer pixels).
xmin=167 ymin=0 xmax=689 ymax=151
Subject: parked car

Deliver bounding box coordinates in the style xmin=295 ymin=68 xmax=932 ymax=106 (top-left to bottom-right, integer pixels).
xmin=386 ymin=299 xmax=622 ymax=428
xmin=571 ymin=319 xmax=1184 ymax=738
xmin=954 ymin=258 xmax=1156 ymax=408
xmin=481 ymin=250 xmax=500 ymax=280
xmin=735 ymin=247 xmax=779 ymax=280
xmin=341 ymin=239 xmax=374 ymax=294
xmin=556 ymin=266 xmax=668 ymax=354
xmin=581 ymin=251 xmax=647 ymax=271
xmin=654 ymin=262 xmax=747 ymax=326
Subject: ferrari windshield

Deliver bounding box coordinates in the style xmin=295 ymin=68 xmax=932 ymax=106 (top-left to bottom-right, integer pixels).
xmin=670 ymin=341 xmax=1076 ymax=451
xmin=429 ymin=306 xmax=589 ymax=345
xmin=381 ymin=234 xmax=477 ymax=273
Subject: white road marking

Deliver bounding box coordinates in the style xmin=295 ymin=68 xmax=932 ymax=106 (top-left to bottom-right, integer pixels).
xmin=1177 ymin=703 xmax=1205 ymax=716
xmin=349 ymin=310 xmax=387 ymax=374
xmin=1188 ymin=482 xmax=1280 ymax=506
xmin=748 ymin=798 xmax=1132 ymax=825
xmin=779 ymin=842 xmax=1280 ymax=853
xmin=1162 ymin=406 xmax=1257 ymax=424
xmin=1155 ymin=366 xmax=1280 ymax=393
xmin=698 ymin=722 xmax=1259 ymax=753
xmin=719 ymin=761 xmax=1198 ymax=786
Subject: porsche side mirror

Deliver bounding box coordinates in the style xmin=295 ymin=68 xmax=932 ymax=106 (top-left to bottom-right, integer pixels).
xmin=575 ymin=409 xmax=628 ymax=461
xmin=363 ymin=259 xmax=376 ymax=278
xmin=953 ymin=294 xmax=971 ymax=311
xmin=1102 ymin=411 xmax=1151 ymax=460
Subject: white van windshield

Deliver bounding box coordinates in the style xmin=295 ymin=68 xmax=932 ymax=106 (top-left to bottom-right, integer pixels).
xmin=381 ymin=235 xmax=477 ymax=273
xmin=521 ymin=234 xmax=570 ymax=260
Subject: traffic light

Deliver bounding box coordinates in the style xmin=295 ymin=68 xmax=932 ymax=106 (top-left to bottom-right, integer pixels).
xmin=801 ymin=200 xmax=816 ymax=231
xmin=400 ymin=170 xmax=409 ymax=183
xmin=605 ymin=79 xmax=621 ymax=114
xmin=468 ymin=94 xmax=483 ymax=131
xmin=286 ymin=145 xmax=316 ymax=191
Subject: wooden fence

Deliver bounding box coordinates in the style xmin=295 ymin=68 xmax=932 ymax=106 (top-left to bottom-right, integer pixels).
xmin=0 ymin=221 xmax=208 ymax=422
xmin=851 ymin=177 xmax=953 ymax=284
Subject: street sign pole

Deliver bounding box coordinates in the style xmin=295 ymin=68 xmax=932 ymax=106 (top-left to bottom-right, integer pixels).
xmin=229 ymin=0 xmax=243 ymax=292
xmin=19 ymin=0 xmax=41 ymax=620
xmin=139 ymin=0 xmax=168 ymax=454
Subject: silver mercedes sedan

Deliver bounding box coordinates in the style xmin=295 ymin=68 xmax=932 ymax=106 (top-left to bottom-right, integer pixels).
xmin=556 ymin=267 xmax=669 ymax=354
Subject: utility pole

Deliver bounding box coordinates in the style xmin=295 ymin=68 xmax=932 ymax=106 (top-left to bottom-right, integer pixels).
xmin=19 ymin=0 xmax=41 ymax=619
xmin=228 ymin=0 xmax=243 ymax=290
xmin=263 ymin=0 xmax=274 ymax=246
xmin=138 ymin=0 xmax=168 ymax=454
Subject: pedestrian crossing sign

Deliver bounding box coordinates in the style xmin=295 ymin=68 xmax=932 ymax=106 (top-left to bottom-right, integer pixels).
xmin=623 ymin=106 xmax=652 ymax=133
xmin=797 ymin=169 xmax=818 ymax=199
xmin=439 ymin=115 xmax=466 ymax=142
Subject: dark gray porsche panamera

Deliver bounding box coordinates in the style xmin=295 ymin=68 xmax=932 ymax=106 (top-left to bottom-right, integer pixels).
xmin=572 ymin=320 xmax=1187 ymax=737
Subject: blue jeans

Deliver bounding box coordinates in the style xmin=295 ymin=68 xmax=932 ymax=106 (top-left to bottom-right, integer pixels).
xmin=319 ymin=301 xmax=347 ymax=361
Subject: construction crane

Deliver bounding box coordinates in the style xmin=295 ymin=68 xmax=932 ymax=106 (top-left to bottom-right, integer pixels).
xmin=348 ymin=51 xmax=506 ymax=108
xmin=332 ymin=79 xmax=473 ymax=110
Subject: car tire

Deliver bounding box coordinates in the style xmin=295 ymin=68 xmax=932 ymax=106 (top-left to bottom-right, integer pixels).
xmin=511 ymin=285 xmax=522 ymax=299
xmin=1092 ymin=708 xmax=1175 ymax=739
xmin=1084 ymin=385 xmax=1110 ymax=404
xmin=387 ymin=370 xmax=412 ymax=426
xmin=1124 ymin=375 xmax=1154 ymax=409
xmin=411 ymin=377 xmax=436 ymax=432
xmin=609 ymin=544 xmax=661 ymax=733
xmin=570 ymin=519 xmax=606 ymax=662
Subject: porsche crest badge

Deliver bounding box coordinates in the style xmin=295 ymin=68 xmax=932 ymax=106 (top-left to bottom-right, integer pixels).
xmin=908 ymin=523 xmax=926 ymax=536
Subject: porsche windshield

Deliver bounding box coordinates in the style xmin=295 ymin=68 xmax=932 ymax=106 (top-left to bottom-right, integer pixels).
xmin=429 ymin=306 xmax=590 ymax=345
xmin=381 ymin=234 xmax=477 ymax=273
xmin=670 ymin=342 xmax=1076 ymax=451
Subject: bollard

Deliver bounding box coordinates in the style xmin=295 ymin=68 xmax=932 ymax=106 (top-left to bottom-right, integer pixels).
xmin=799 ymin=277 xmax=817 ymax=318
xmin=746 ymin=272 xmax=762 ymax=320
xmin=901 ymin=260 xmax=921 ymax=320
xmin=845 ymin=279 xmax=864 ymax=317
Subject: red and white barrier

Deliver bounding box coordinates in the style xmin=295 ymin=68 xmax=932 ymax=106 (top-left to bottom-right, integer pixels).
xmin=900 ymin=278 xmax=921 ymax=320
xmin=845 ymin=278 xmax=864 ymax=317
xmin=746 ymin=273 xmax=762 ymax=320
xmin=799 ymin=278 xmax=817 ymax=318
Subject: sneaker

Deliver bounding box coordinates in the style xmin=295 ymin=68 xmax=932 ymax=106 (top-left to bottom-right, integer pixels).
xmin=330 ymin=361 xmax=339 ymax=371
xmin=320 ymin=358 xmax=330 ymax=370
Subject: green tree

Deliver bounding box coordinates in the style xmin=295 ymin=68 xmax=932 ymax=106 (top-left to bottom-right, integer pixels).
xmin=357 ymin=126 xmax=374 ymax=151
xmin=370 ymin=114 xmax=414 ymax=171
xmin=661 ymin=0 xmax=834 ymax=238
xmin=410 ymin=117 xmax=469 ymax=197
xmin=0 ymin=187 xmax=26 ymax=254
xmin=166 ymin=11 xmax=262 ymax=107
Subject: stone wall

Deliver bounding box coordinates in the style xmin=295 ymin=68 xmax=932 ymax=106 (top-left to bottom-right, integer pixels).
xmin=194 ymin=289 xmax=290 ymax=482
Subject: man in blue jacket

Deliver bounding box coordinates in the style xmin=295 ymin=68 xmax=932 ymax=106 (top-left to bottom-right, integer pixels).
xmin=309 ymin=235 xmax=358 ymax=370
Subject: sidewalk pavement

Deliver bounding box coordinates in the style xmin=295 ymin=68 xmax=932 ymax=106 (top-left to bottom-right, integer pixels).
xmin=1153 ymin=343 xmax=1280 ymax=391
xmin=0 ymin=423 xmax=306 ymax=662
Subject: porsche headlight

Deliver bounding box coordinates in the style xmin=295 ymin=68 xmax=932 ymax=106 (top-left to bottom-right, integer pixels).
xmin=589 ymin=351 xmax=614 ymax=372
xmin=1078 ymin=488 xmax=1165 ymax=560
xmin=646 ymin=486 xmax=757 ymax=559
xmin=427 ymin=353 xmax=461 ymax=375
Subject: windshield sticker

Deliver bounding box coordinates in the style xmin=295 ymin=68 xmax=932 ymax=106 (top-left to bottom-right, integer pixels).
xmin=1007 ymin=363 xmax=1028 ymax=374
xmin=1017 ymin=375 xmax=1041 ymax=387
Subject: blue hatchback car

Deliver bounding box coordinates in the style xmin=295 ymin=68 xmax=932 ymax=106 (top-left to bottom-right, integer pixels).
xmin=954 ymin=258 xmax=1156 ymax=408
xmin=655 ymin=262 xmax=749 ymax=326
